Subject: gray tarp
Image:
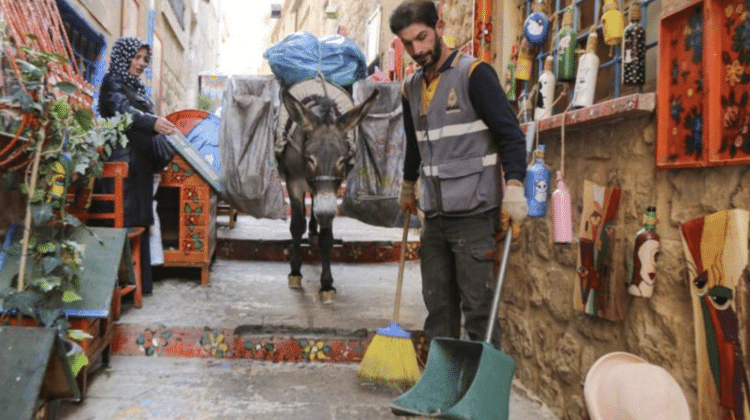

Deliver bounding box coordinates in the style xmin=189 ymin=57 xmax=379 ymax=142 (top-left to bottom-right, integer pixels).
xmin=220 ymin=76 xmax=286 ymax=219
xmin=341 ymin=80 xmax=408 ymax=227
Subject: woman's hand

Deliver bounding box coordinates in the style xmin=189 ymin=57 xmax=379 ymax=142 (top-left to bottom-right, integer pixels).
xmin=154 ymin=117 xmax=176 ymax=135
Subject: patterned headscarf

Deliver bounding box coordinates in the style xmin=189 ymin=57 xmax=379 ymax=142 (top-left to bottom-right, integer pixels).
xmin=108 ymin=37 xmax=151 ymax=97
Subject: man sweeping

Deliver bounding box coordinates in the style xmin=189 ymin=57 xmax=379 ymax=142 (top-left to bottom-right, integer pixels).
xmin=390 ymin=0 xmax=528 ymax=354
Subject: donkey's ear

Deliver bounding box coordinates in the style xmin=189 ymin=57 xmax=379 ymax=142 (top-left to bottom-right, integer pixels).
xmin=336 ymin=88 xmax=379 ymax=133
xmin=281 ymin=89 xmax=320 ymax=132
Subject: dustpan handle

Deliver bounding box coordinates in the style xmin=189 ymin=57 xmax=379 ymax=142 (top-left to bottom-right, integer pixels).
xmin=392 ymin=212 xmax=410 ymax=322
xmin=485 ymin=229 xmax=513 ymax=344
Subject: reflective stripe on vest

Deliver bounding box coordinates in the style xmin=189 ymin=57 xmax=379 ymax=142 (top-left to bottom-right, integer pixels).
xmin=415 ymin=119 xmax=489 ymax=143
xmin=422 ymin=153 xmax=498 ymax=177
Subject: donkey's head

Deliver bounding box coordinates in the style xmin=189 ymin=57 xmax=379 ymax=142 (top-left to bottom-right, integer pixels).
xmin=281 ymin=88 xmax=379 ymax=227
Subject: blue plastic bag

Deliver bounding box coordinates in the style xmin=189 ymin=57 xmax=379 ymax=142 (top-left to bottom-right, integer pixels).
xmin=263 ymin=31 xmax=366 ymax=87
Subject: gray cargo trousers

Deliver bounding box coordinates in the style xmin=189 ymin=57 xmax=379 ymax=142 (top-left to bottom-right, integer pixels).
xmin=419 ymin=209 xmax=502 ymax=348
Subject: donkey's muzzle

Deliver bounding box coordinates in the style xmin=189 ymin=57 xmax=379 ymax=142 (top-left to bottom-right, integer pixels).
xmin=312 ymin=191 xmax=337 ymax=228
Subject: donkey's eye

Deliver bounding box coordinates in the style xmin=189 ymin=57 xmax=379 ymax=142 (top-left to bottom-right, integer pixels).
xmin=306 ymin=155 xmax=317 ymax=168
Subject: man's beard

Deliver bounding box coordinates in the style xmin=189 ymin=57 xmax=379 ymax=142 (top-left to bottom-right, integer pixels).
xmin=414 ymin=37 xmax=442 ymax=69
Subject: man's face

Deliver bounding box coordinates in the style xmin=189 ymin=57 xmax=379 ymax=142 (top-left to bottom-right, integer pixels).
xmin=398 ymin=22 xmax=443 ymax=70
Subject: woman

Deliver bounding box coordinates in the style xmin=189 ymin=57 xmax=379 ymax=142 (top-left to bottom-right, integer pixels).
xmin=98 ymin=37 xmax=176 ymax=294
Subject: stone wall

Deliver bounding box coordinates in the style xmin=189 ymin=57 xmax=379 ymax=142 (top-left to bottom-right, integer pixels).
xmin=501 ymin=113 xmax=750 ymax=419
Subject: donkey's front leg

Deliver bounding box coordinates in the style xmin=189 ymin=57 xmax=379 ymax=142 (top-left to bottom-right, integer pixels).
xmin=288 ymin=194 xmax=306 ymax=290
xmin=318 ymin=226 xmax=336 ymax=304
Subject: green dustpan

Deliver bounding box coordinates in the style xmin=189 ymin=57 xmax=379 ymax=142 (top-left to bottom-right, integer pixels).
xmin=390 ymin=230 xmax=516 ymax=420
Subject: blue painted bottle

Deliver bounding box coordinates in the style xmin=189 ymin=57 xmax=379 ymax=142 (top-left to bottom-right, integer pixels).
xmin=524 ymin=144 xmax=551 ymax=217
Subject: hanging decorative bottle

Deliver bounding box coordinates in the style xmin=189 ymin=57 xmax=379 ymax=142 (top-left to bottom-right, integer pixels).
xmin=535 ymin=55 xmax=556 ymax=120
xmin=524 ymin=144 xmax=551 ymax=217
xmin=600 ymin=0 xmax=625 ymax=46
xmin=628 ymin=206 xmax=660 ymax=298
xmin=551 ymin=171 xmax=572 ymax=243
xmin=516 ymin=37 xmax=535 ymax=81
xmin=47 ymin=150 xmax=72 ymax=205
xmin=505 ymin=44 xmax=518 ymax=101
xmin=554 ymin=8 xmax=577 ymax=82
xmin=622 ymin=3 xmax=646 ymax=85
xmin=572 ymin=28 xmax=599 ymax=108
xmin=524 ymin=0 xmax=550 ymax=47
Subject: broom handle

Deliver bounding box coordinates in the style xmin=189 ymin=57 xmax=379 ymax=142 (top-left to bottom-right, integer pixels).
xmin=392 ymin=212 xmax=410 ymax=322
xmin=485 ymin=228 xmax=513 ymax=344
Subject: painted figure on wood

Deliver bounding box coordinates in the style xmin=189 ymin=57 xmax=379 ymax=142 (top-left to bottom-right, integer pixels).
xmin=574 ymin=181 xmax=622 ymax=318
xmin=681 ymin=209 xmax=750 ymax=420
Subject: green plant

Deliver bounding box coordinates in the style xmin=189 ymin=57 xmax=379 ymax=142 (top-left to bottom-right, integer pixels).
xmin=196 ymin=93 xmax=215 ymax=112
xmin=0 ymin=36 xmax=130 ymax=367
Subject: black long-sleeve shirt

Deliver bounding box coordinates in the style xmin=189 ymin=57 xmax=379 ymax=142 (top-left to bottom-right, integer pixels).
xmin=402 ymin=50 xmax=527 ymax=184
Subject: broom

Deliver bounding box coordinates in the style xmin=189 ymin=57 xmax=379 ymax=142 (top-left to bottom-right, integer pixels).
xmin=356 ymin=212 xmax=420 ymax=388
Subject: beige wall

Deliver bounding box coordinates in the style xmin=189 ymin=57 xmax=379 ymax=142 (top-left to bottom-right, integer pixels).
xmin=62 ymin=0 xmax=222 ymax=114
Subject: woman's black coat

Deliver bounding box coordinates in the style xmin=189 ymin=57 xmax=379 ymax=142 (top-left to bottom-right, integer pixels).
xmin=98 ymin=72 xmax=159 ymax=227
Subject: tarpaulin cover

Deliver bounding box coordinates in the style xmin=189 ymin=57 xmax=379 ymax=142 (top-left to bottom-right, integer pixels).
xmin=341 ymin=80 xmax=410 ymax=227
xmin=219 ymin=76 xmax=286 ymax=219
xmin=263 ymin=31 xmax=367 ymax=88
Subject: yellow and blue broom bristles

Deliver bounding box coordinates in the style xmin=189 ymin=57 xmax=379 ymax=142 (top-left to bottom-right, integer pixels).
xmin=356 ymin=321 xmax=420 ymax=388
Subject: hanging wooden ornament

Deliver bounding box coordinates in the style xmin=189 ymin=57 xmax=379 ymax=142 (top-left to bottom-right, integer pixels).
xmin=628 ymin=206 xmax=660 ymax=298
xmin=535 ymin=55 xmax=556 ymax=120
xmin=505 ymin=44 xmax=518 ymax=101
xmin=474 ymin=0 xmax=493 ymax=63
xmin=516 ymin=37 xmax=535 ymax=81
xmin=601 ymin=0 xmax=625 ymax=46
xmin=524 ymin=144 xmax=551 ymax=218
xmin=554 ymin=8 xmax=577 ymax=82
xmin=622 ymin=3 xmax=646 ymax=86
xmin=572 ymin=28 xmax=600 ymax=108
xmin=524 ymin=0 xmax=551 ymax=47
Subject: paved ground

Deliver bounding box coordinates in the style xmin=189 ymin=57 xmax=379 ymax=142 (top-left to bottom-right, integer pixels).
xmin=57 ymin=356 xmax=558 ymax=420
xmin=55 ymin=216 xmax=559 ymax=420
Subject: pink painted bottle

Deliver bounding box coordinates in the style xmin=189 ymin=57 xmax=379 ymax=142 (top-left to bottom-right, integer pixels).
xmin=551 ymin=170 xmax=572 ymax=243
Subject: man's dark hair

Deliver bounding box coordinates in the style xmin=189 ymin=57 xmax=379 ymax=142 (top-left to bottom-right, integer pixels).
xmin=389 ymin=0 xmax=439 ymax=35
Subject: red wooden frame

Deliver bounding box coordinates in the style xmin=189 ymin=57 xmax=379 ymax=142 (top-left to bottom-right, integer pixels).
xmin=656 ymin=0 xmax=750 ymax=168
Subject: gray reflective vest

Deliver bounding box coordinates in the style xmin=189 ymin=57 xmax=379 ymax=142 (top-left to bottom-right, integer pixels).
xmin=404 ymin=53 xmax=500 ymax=217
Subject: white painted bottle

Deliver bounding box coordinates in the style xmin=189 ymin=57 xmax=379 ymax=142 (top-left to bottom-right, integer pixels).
xmin=572 ymin=29 xmax=599 ymax=108
xmin=534 ymin=55 xmax=556 ymax=120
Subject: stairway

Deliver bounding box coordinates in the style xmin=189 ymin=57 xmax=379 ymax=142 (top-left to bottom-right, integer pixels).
xmin=110 ymin=215 xmax=427 ymax=364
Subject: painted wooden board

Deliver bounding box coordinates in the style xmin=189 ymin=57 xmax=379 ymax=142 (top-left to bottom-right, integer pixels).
xmin=681 ymin=209 xmax=750 ymax=420
xmin=0 ymin=226 xmax=131 ymax=318
xmin=0 ymin=327 xmax=79 ymax=419
xmin=573 ymin=180 xmax=624 ymax=320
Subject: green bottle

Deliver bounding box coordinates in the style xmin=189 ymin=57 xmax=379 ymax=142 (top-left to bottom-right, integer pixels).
xmin=555 ymin=9 xmax=577 ymax=82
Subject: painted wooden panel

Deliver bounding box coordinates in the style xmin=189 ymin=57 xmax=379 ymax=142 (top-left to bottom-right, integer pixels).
xmin=657 ymin=0 xmax=750 ymax=168
xmin=656 ymin=0 xmax=707 ymax=168
xmin=680 ymin=209 xmax=750 ymax=420
xmin=573 ymin=180 xmax=625 ymax=320
xmin=706 ymin=0 xmax=750 ymax=165
xmin=159 ymin=155 xmax=217 ymax=285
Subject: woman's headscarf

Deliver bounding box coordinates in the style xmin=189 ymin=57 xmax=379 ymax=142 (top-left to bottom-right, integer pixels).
xmin=108 ymin=37 xmax=151 ymax=97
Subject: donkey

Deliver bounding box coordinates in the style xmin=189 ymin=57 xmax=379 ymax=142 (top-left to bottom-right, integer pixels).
xmin=278 ymin=87 xmax=379 ymax=304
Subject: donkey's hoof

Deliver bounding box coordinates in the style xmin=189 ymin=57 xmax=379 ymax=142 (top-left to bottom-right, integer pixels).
xmin=288 ymin=275 xmax=303 ymax=289
xmin=319 ymin=289 xmax=336 ymax=304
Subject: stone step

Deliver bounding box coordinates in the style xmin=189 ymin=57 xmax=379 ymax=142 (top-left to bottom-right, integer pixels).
xmin=111 ymin=323 xmax=427 ymax=364
xmin=115 ymin=258 xmax=428 ymax=362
